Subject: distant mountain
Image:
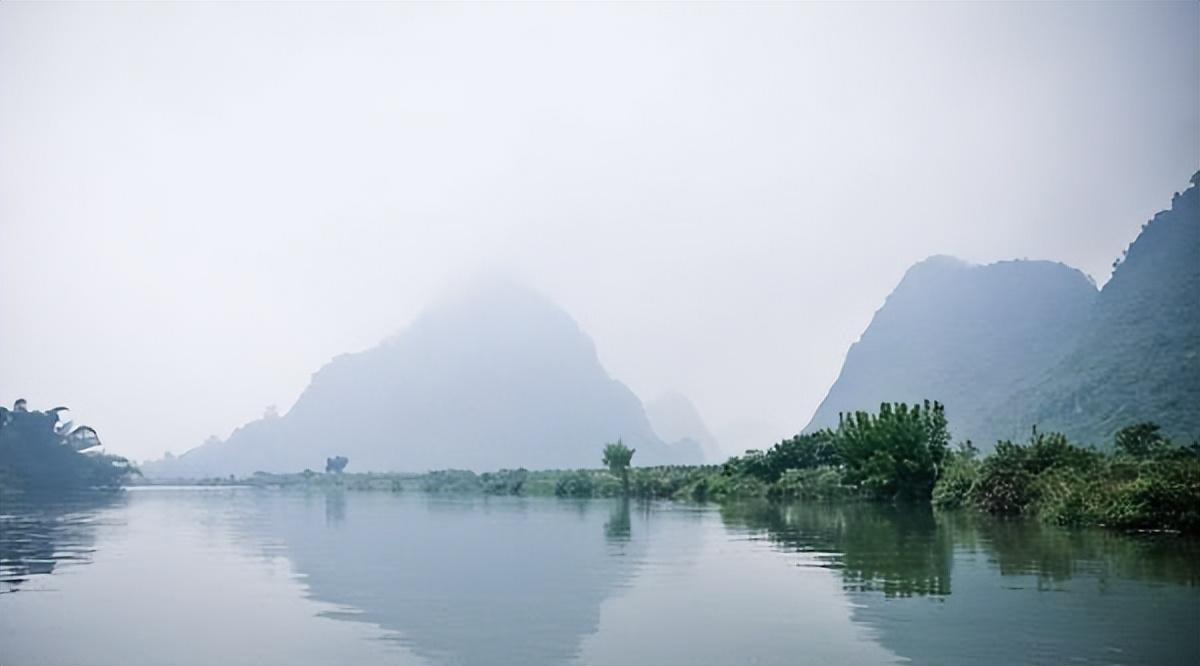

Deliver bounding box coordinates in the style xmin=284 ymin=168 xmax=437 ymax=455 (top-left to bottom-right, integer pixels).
xmin=805 ymin=256 xmax=1098 ymax=448
xmin=989 ymin=173 xmax=1200 ymax=446
xmin=807 ymin=172 xmax=1200 ymax=449
xmin=144 ymin=282 xmax=697 ymax=478
xmin=644 ymin=391 xmax=723 ymax=463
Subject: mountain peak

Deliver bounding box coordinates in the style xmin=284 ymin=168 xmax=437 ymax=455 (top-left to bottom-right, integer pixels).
xmin=806 ymin=256 xmax=1097 ymax=447
xmin=144 ymin=282 xmax=698 ymax=477
xmin=808 ymin=172 xmax=1198 ymax=449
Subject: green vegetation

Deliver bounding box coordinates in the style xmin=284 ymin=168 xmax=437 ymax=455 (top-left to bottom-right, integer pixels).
xmin=938 ymin=423 xmax=1200 ymax=531
xmin=0 ymin=400 xmax=138 ymax=494
xmin=131 ymin=403 xmax=1198 ymax=534
xmin=992 ymin=174 xmax=1199 ymax=446
xmin=601 ymin=440 xmax=635 ymax=495
xmin=833 ymin=401 xmax=949 ymax=501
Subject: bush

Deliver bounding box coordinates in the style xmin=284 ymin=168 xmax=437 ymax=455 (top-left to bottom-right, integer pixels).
xmin=834 ymin=401 xmax=950 ymax=501
xmin=932 ymin=447 xmax=979 ymax=509
xmin=1097 ymin=459 xmax=1200 ymax=531
xmin=554 ymin=470 xmax=595 ymax=498
xmin=480 ymin=468 xmax=529 ymax=495
xmin=1033 ymin=467 xmax=1104 ymax=527
xmin=421 ymin=469 xmax=481 ymax=493
xmin=767 ymin=468 xmax=852 ymax=501
xmin=968 ymin=425 xmax=1200 ymax=532
xmin=970 ymin=441 xmax=1037 ymax=515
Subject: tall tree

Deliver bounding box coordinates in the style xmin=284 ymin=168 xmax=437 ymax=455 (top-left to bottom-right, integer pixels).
xmin=602 ymin=440 xmax=635 ymax=496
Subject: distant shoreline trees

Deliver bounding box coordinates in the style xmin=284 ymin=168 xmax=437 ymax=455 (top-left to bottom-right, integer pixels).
xmin=325 ymin=456 xmax=349 ymax=474
xmin=0 ymin=399 xmax=138 ymax=493
xmin=125 ymin=401 xmax=1199 ymax=534
xmin=602 ymin=440 xmax=635 ymax=496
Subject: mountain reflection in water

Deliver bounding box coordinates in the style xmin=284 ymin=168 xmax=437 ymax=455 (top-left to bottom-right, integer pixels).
xmin=1 ymin=488 xmax=1197 ymax=666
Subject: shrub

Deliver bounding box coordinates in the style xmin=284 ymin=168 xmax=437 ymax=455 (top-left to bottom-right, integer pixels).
xmin=1097 ymin=459 xmax=1200 ymax=531
xmin=970 ymin=441 xmax=1037 ymax=515
xmin=480 ymin=468 xmax=529 ymax=495
xmin=932 ymin=447 xmax=979 ymax=509
xmin=768 ymin=468 xmax=852 ymax=501
xmin=554 ymin=470 xmax=595 ymax=498
xmin=421 ymin=469 xmax=481 ymax=493
xmin=834 ymin=401 xmax=950 ymax=501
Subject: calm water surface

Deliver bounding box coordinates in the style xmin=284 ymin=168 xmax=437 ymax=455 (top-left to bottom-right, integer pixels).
xmin=1 ymin=487 xmax=1197 ymax=665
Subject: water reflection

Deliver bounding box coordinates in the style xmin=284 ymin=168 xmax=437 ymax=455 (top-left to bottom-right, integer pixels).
xmin=973 ymin=515 xmax=1200 ymax=587
xmin=2 ymin=491 xmax=1197 ymax=666
xmin=721 ymin=501 xmax=1200 ymax=596
xmin=239 ymin=493 xmax=651 ymax=666
xmin=721 ymin=501 xmax=953 ymax=597
xmin=604 ymin=498 xmax=632 ymax=543
xmin=324 ymin=490 xmax=345 ymax=526
xmin=0 ymin=491 xmax=124 ymax=593
xmin=721 ymin=500 xmax=1200 ymax=666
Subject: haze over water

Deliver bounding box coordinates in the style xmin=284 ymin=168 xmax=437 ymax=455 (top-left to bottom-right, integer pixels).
xmin=2 ymin=489 xmax=1196 ymax=666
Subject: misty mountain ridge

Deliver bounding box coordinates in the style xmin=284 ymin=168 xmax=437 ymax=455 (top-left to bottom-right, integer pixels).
xmin=644 ymin=391 xmax=723 ymax=463
xmin=987 ymin=172 xmax=1200 ymax=445
xmin=807 ymin=171 xmax=1200 ymax=449
xmin=146 ymin=173 xmax=1200 ymax=476
xmin=143 ymin=282 xmax=699 ymax=478
xmin=804 ymin=255 xmax=1097 ymax=448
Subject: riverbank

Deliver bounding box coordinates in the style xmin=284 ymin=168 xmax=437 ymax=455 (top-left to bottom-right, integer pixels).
xmin=6 ymin=396 xmax=1184 ymax=534
xmin=134 ymin=439 xmax=1200 ymax=535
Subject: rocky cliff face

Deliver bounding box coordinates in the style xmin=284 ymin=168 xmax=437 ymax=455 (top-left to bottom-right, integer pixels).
xmin=145 ymin=282 xmax=696 ymax=477
xmin=808 ymin=172 xmax=1200 ymax=449
xmin=989 ymin=173 xmax=1200 ymax=446
xmin=805 ymin=256 xmax=1098 ymax=449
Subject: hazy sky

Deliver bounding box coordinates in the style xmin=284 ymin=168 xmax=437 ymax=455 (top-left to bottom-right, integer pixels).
xmin=2 ymin=2 xmax=1197 ymax=462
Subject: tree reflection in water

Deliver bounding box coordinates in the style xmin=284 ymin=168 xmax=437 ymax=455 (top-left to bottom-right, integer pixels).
xmin=0 ymin=491 xmax=124 ymax=593
xmin=721 ymin=501 xmax=953 ymax=597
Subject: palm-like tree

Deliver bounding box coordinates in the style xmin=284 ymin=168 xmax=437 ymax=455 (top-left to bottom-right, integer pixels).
xmin=602 ymin=440 xmax=635 ymax=496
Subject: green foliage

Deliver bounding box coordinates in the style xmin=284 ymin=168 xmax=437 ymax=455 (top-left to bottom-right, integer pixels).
xmin=970 ymin=440 xmax=1038 ymax=515
xmin=480 ymin=468 xmax=529 ymax=495
xmin=0 ymin=401 xmax=137 ymax=493
xmin=965 ymin=424 xmax=1200 ymax=532
xmin=696 ymin=472 xmax=770 ymax=501
xmin=833 ymin=401 xmax=950 ymax=501
xmin=601 ymin=440 xmax=635 ymax=471
xmin=931 ymin=444 xmax=980 ymax=509
xmin=767 ymin=468 xmax=854 ymax=501
xmin=420 ymin=469 xmax=482 ymax=493
xmin=1114 ymin=422 xmax=1170 ymax=459
xmin=969 ymin=431 xmax=1099 ymax=516
xmin=723 ymin=431 xmax=839 ymax=483
xmin=1096 ymin=459 xmax=1200 ymax=531
xmin=601 ymin=440 xmax=635 ymax=494
xmin=138 ymin=405 xmax=1198 ymax=535
xmin=554 ymin=470 xmax=596 ymax=498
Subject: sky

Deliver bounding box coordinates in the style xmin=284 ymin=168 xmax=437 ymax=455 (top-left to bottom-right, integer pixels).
xmin=1 ymin=2 xmax=1197 ymax=462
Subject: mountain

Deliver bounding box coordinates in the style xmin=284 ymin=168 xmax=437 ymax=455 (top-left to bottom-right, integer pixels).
xmin=804 ymin=256 xmax=1098 ymax=448
xmin=644 ymin=391 xmax=723 ymax=463
xmin=989 ymin=173 xmax=1200 ymax=445
xmin=144 ymin=282 xmax=698 ymax=477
